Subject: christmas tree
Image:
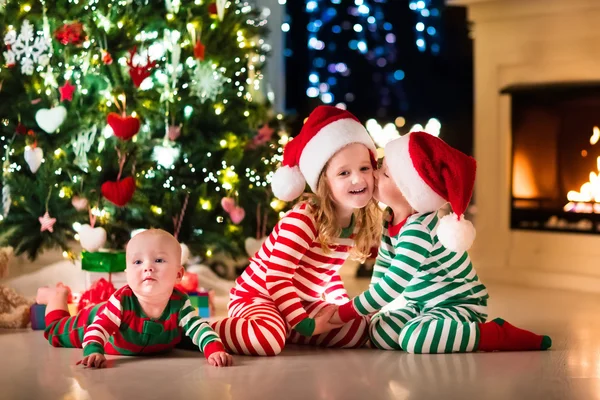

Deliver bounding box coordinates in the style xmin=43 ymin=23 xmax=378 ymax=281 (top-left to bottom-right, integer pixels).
xmin=0 ymin=0 xmax=288 ymax=261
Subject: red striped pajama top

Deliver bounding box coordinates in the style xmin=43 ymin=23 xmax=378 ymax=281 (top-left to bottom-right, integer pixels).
xmin=231 ymin=202 xmax=356 ymax=335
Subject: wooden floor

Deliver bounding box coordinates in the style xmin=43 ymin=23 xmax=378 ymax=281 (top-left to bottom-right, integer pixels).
xmin=1 ymin=280 xmax=598 ymax=400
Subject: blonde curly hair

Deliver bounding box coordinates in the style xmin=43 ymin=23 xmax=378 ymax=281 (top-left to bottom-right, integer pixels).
xmin=302 ymin=169 xmax=381 ymax=263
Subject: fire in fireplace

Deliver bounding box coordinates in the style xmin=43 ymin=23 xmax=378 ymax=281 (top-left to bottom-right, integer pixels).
xmin=506 ymin=82 xmax=600 ymax=234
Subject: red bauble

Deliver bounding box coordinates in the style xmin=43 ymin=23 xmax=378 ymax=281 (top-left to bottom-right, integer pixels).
xmin=176 ymin=271 xmax=199 ymax=293
xmin=194 ymin=40 xmax=206 ymax=60
xmin=101 ymin=50 xmax=113 ymax=65
xmin=107 ymin=112 xmax=140 ymax=141
xmin=101 ymin=176 xmax=136 ymax=207
xmin=208 ymin=2 xmax=218 ymax=16
xmin=15 ymin=123 xmax=27 ymax=135
xmin=54 ymin=22 xmax=86 ymax=46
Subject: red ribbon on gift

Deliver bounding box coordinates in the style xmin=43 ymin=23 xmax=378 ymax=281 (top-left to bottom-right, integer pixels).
xmin=77 ymin=278 xmax=116 ymax=312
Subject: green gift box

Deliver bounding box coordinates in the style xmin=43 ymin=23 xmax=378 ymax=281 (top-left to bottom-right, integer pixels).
xmin=189 ymin=292 xmax=209 ymax=308
xmin=81 ymin=251 xmax=126 ymax=273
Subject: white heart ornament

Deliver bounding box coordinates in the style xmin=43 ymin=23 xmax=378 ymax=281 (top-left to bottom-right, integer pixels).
xmin=79 ymin=224 xmax=107 ymax=252
xmin=71 ymin=196 xmax=89 ymax=211
xmin=24 ymin=147 xmax=43 ymax=173
xmin=35 ymin=106 xmax=67 ymax=133
xmin=244 ymin=236 xmax=266 ymax=257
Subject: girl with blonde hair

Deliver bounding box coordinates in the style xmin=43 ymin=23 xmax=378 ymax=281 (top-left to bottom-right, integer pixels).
xmin=211 ymin=105 xmax=380 ymax=356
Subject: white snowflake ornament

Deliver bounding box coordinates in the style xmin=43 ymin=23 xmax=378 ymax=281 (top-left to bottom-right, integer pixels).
xmin=191 ymin=62 xmax=225 ymax=104
xmin=3 ymin=20 xmax=51 ymax=76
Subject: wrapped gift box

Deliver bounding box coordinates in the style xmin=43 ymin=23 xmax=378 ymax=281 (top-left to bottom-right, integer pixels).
xmin=81 ymin=251 xmax=126 ymax=273
xmin=188 ymin=290 xmax=215 ymax=318
xmin=81 ymin=251 xmax=127 ymax=290
xmin=30 ymin=302 xmax=79 ymax=330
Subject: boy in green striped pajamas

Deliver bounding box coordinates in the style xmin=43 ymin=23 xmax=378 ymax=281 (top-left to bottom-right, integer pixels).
xmin=332 ymin=131 xmax=551 ymax=354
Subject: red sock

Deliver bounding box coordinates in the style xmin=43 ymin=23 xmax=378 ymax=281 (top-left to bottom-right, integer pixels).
xmin=477 ymin=318 xmax=552 ymax=352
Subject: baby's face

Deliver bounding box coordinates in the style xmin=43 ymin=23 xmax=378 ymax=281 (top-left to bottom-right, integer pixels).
xmin=125 ymin=230 xmax=183 ymax=298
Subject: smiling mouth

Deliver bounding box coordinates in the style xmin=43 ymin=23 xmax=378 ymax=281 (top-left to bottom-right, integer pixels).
xmin=349 ymin=188 xmax=367 ymax=195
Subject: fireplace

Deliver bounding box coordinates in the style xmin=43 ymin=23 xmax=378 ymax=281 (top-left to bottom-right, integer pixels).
xmin=507 ymin=82 xmax=600 ymax=234
xmin=448 ymin=0 xmax=600 ymax=293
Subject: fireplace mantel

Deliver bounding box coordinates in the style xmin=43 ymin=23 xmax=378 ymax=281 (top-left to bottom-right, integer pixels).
xmin=447 ymin=0 xmax=600 ymax=293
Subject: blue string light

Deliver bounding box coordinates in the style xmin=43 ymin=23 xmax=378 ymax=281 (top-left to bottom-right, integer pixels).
xmin=293 ymin=0 xmax=407 ymax=115
xmin=409 ymin=0 xmax=442 ymax=54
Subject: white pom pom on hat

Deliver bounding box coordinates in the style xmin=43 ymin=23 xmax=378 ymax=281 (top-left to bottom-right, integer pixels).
xmin=384 ymin=131 xmax=477 ymax=252
xmin=437 ymin=213 xmax=476 ymax=253
xmin=271 ymin=105 xmax=376 ymax=201
xmin=271 ymin=165 xmax=306 ymax=202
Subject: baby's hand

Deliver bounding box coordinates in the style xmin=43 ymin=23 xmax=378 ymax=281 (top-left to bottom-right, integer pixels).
xmin=207 ymin=351 xmax=233 ymax=367
xmin=76 ymin=353 xmax=107 ymax=369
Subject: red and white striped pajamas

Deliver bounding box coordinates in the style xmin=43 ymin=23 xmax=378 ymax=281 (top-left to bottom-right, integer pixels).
xmin=211 ymin=203 xmax=369 ymax=356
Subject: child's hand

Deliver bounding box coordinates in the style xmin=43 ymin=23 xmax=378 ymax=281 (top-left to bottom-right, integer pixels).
xmin=329 ymin=308 xmax=344 ymax=325
xmin=207 ymin=351 xmax=233 ymax=367
xmin=313 ymin=305 xmax=344 ymax=335
xmin=76 ymin=353 xmax=107 ymax=369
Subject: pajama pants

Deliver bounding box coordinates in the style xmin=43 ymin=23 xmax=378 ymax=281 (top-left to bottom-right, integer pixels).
xmin=210 ymin=296 xmax=369 ymax=356
xmin=43 ymin=305 xmax=103 ymax=348
xmin=369 ymin=301 xmax=487 ymax=354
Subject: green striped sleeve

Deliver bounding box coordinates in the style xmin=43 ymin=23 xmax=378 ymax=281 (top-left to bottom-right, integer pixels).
xmin=371 ymin=246 xmax=393 ymax=286
xmin=178 ymin=298 xmax=222 ymax=353
xmin=370 ymin=215 xmax=395 ymax=287
xmin=353 ymin=222 xmax=433 ymax=316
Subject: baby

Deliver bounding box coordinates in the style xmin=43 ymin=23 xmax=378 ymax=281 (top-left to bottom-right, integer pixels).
xmin=36 ymin=229 xmax=233 ymax=368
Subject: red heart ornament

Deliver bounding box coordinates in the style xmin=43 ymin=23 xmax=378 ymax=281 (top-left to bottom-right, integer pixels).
xmin=107 ymin=112 xmax=140 ymax=141
xmin=101 ymin=176 xmax=136 ymax=207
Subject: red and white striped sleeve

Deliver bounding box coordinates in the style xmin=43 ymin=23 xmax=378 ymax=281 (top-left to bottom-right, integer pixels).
xmin=265 ymin=210 xmax=317 ymax=330
xmin=323 ymin=272 xmax=350 ymax=305
xmin=82 ymin=289 xmax=124 ymax=356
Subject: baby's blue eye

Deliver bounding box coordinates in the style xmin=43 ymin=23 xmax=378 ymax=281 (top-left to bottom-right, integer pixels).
xmin=155 ymin=258 xmax=165 ymax=263
xmin=361 ymin=166 xmax=371 ymax=171
xmin=339 ymin=171 xmax=349 ymax=176
xmin=133 ymin=260 xmax=142 ymax=265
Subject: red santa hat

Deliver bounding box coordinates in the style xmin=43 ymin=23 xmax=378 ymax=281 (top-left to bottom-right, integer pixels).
xmin=384 ymin=131 xmax=477 ymax=252
xmin=271 ymin=105 xmax=376 ymax=201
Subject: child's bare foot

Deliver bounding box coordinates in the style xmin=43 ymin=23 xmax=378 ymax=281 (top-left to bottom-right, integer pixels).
xmin=36 ymin=286 xmax=70 ymax=305
xmin=36 ymin=287 xmax=53 ymax=305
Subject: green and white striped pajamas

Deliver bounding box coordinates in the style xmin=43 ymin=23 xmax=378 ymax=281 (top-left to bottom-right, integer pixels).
xmin=354 ymin=210 xmax=489 ymax=353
